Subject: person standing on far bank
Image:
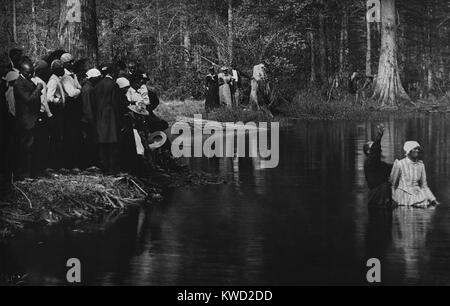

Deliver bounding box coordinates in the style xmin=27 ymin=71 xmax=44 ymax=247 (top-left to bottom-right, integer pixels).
xmin=81 ymin=68 xmax=102 ymax=169
xmin=218 ymin=67 xmax=233 ymax=108
xmin=205 ymin=67 xmax=220 ymax=111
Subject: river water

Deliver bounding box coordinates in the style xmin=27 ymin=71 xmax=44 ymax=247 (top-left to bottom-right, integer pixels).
xmin=1 ymin=113 xmax=450 ymax=286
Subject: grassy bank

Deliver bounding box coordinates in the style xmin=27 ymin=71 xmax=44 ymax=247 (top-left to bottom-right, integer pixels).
xmin=158 ymin=91 xmax=450 ymax=124
xmin=157 ymin=100 xmax=284 ymax=125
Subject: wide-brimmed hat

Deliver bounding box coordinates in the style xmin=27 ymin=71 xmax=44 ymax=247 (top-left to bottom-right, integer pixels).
xmin=128 ymin=103 xmax=149 ymax=116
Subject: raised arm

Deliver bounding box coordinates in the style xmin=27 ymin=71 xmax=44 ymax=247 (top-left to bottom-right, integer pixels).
xmin=368 ymin=124 xmax=384 ymax=162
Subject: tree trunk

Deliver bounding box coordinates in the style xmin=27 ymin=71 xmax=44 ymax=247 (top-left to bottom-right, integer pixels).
xmin=179 ymin=0 xmax=190 ymax=68
xmin=227 ymin=0 xmax=234 ymax=66
xmin=339 ymin=6 xmax=348 ymax=77
xmin=12 ymin=0 xmax=17 ymax=43
xmin=156 ymin=0 xmax=162 ymax=70
xmin=372 ymin=0 xmax=409 ymax=108
xmin=183 ymin=30 xmax=191 ymax=67
xmin=58 ymin=0 xmax=98 ymax=63
xmin=309 ymin=29 xmax=317 ymax=85
xmin=425 ymin=0 xmax=433 ymax=92
xmin=318 ymin=11 xmax=327 ymax=84
xmin=31 ymin=0 xmax=37 ymax=58
xmin=366 ymin=18 xmax=372 ymax=76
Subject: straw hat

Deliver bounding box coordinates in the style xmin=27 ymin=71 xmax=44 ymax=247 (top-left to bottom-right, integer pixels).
xmin=128 ymin=102 xmax=149 ymax=116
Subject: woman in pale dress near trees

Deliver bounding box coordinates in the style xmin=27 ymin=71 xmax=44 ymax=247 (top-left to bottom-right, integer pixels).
xmin=390 ymin=141 xmax=440 ymax=207
xmin=218 ymin=67 xmax=233 ymax=107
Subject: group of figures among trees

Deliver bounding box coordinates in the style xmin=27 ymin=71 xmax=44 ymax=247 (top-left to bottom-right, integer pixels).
xmin=1 ymin=0 xmax=450 ymax=108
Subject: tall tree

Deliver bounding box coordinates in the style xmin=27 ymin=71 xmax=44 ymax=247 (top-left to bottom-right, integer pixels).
xmin=366 ymin=16 xmax=372 ymax=76
xmin=309 ymin=28 xmax=317 ymax=85
xmin=58 ymin=0 xmax=98 ymax=62
xmin=227 ymin=0 xmax=234 ymax=66
xmin=31 ymin=0 xmax=37 ymax=58
xmin=372 ymin=0 xmax=409 ymax=107
xmin=339 ymin=3 xmax=349 ymax=77
xmin=13 ymin=0 xmax=17 ymax=43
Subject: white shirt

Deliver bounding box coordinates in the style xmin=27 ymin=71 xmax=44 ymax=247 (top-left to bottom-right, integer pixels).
xmin=5 ymin=86 xmax=15 ymax=116
xmin=138 ymin=84 xmax=150 ymax=105
xmin=232 ymin=69 xmax=239 ymax=83
xmin=47 ymin=74 xmax=66 ymax=105
xmin=61 ymin=68 xmax=81 ymax=98
xmin=127 ymin=87 xmax=144 ymax=104
xmin=32 ymin=76 xmax=52 ymax=117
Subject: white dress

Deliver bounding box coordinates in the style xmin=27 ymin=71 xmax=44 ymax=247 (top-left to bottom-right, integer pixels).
xmin=390 ymin=158 xmax=436 ymax=207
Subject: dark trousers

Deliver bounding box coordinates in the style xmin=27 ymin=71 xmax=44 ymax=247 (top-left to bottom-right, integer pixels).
xmin=0 ymin=111 xmax=10 ymax=194
xmin=99 ymin=143 xmax=119 ymax=174
xmin=33 ymin=114 xmax=51 ymax=175
xmin=81 ymin=123 xmax=99 ymax=169
xmin=48 ymin=106 xmax=65 ymax=170
xmin=17 ymin=127 xmax=37 ymax=179
xmin=63 ymin=97 xmax=82 ymax=169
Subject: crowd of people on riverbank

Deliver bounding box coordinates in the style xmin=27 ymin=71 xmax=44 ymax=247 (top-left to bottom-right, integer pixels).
xmin=0 ymin=48 xmax=175 ymax=193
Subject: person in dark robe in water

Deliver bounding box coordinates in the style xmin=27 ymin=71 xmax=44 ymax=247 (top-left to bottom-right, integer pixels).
xmin=363 ymin=124 xmax=394 ymax=208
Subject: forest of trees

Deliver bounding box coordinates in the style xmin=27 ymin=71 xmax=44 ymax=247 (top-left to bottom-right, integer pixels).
xmin=1 ymin=0 xmax=450 ymax=106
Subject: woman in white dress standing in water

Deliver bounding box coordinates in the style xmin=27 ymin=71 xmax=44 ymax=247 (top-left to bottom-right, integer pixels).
xmin=390 ymin=141 xmax=440 ymax=207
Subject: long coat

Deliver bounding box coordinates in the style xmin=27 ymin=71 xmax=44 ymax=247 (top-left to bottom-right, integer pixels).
xmin=13 ymin=75 xmax=42 ymax=130
xmin=0 ymin=80 xmax=8 ymax=180
xmin=81 ymin=80 xmax=95 ymax=125
xmin=93 ymin=77 xmax=121 ymax=144
xmin=205 ymin=74 xmax=220 ymax=110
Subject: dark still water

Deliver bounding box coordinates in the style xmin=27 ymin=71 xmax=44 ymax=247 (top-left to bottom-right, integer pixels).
xmin=2 ymin=114 xmax=450 ymax=286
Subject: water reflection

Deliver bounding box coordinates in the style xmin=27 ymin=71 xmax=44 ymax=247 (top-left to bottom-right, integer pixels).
xmin=2 ymin=114 xmax=450 ymax=285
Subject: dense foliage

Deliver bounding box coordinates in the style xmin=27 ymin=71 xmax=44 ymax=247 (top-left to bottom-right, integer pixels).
xmin=1 ymin=0 xmax=450 ymax=101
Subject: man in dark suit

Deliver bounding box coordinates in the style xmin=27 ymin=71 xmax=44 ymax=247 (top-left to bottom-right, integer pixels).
xmin=0 ymin=53 xmax=11 ymax=193
xmin=13 ymin=58 xmax=43 ymax=179
xmin=81 ymin=68 xmax=102 ymax=169
xmin=92 ymin=64 xmax=122 ymax=173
